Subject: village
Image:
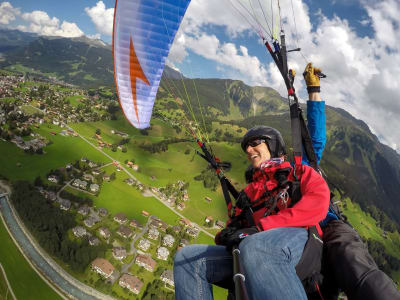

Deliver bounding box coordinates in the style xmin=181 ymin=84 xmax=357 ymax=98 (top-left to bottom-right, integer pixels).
xmin=0 ymin=72 xmax=228 ymax=298
xmin=0 ymin=73 xmax=113 ymax=148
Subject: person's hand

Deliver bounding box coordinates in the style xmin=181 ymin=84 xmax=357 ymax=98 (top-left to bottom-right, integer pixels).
xmin=215 ymin=226 xmax=260 ymax=251
xmin=303 ymin=63 xmax=322 ymax=93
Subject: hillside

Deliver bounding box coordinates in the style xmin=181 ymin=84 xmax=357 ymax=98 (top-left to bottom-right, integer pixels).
xmin=0 ymin=29 xmax=400 ymax=295
xmin=0 ymin=29 xmax=398 ymax=226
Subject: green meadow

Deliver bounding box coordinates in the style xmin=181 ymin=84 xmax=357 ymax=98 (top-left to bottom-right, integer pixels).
xmin=0 ymin=219 xmax=62 ymax=300
xmin=65 ymin=95 xmax=86 ymax=107
xmin=69 ymin=117 xmax=247 ymax=226
xmin=0 ymin=124 xmax=110 ymax=182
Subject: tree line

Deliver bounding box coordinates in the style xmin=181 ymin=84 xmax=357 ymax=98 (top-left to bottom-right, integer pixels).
xmin=10 ymin=181 xmax=108 ymax=273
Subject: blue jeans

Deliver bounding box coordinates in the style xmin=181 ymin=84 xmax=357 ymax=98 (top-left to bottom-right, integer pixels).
xmin=174 ymin=227 xmax=308 ymax=300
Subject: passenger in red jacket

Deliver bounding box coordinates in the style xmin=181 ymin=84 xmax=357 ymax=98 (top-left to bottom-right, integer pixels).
xmin=174 ymin=124 xmax=330 ymax=300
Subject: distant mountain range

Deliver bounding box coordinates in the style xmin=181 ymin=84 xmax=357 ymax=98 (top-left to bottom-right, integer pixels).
xmin=0 ymin=29 xmax=399 ymax=228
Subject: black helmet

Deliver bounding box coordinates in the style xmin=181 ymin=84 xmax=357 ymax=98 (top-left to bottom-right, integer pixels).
xmin=241 ymin=125 xmax=286 ymax=158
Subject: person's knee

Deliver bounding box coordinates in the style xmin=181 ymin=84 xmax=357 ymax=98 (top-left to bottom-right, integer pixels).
xmin=174 ymin=245 xmax=197 ymax=266
xmin=239 ymin=232 xmax=285 ymax=265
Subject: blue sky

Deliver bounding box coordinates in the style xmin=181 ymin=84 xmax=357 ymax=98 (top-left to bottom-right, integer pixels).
xmin=1 ymin=0 xmax=400 ymax=152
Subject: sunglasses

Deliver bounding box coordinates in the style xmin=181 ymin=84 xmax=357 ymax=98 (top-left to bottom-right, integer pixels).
xmin=246 ymin=139 xmax=265 ymax=148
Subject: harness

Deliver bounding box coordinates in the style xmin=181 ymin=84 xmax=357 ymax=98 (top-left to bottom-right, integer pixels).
xmin=197 ymin=142 xmax=324 ymax=298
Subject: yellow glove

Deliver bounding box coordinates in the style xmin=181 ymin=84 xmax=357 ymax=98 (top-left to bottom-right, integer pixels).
xmin=303 ymin=63 xmax=322 ymax=93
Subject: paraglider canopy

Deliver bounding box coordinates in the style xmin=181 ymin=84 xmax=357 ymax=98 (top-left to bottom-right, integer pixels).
xmin=113 ymin=0 xmax=191 ymax=129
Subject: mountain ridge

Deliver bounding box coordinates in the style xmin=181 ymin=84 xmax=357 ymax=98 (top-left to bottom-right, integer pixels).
xmin=0 ymin=28 xmax=399 ymax=227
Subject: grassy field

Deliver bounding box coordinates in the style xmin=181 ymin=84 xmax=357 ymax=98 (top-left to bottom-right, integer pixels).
xmin=0 ymin=124 xmax=110 ymax=182
xmin=0 ymin=218 xmax=62 ymax=300
xmin=0 ymin=264 xmax=13 ymax=300
xmin=69 ymin=117 xmax=246 ymax=226
xmin=65 ymin=95 xmax=86 ymax=107
xmin=20 ymin=104 xmax=43 ymax=115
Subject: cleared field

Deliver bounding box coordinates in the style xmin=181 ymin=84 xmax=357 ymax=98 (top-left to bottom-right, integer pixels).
xmin=65 ymin=95 xmax=86 ymax=107
xmin=0 ymin=218 xmax=62 ymax=300
xmin=0 ymin=124 xmax=110 ymax=181
xmin=70 ymin=116 xmax=251 ymax=223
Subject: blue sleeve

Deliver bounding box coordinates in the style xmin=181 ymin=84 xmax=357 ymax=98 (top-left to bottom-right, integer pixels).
xmin=301 ymin=100 xmax=326 ymax=165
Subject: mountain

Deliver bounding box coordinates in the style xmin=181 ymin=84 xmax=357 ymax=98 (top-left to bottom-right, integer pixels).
xmin=0 ymin=30 xmax=113 ymax=87
xmin=1 ymin=29 xmax=399 ymax=227
xmin=0 ymin=29 xmax=38 ymax=52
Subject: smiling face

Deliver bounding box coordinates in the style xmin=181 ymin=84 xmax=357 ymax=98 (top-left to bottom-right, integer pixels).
xmin=246 ymin=140 xmax=271 ymax=168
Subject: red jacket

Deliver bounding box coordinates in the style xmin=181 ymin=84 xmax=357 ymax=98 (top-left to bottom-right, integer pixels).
xmin=240 ymin=161 xmax=330 ymax=235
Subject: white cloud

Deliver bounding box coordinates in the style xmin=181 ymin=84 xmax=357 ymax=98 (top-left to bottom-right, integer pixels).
xmin=0 ymin=2 xmax=20 ymax=25
xmin=85 ymin=1 xmax=114 ymax=36
xmin=21 ymin=10 xmax=83 ymax=37
xmin=167 ymin=0 xmax=400 ymax=151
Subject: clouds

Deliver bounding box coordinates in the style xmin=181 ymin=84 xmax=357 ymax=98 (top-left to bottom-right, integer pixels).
xmin=0 ymin=2 xmax=20 ymax=25
xmin=84 ymin=1 xmax=114 ymax=36
xmin=19 ymin=10 xmax=83 ymax=37
xmin=168 ymin=0 xmax=400 ymax=151
xmin=1 ymin=2 xmax=83 ymax=38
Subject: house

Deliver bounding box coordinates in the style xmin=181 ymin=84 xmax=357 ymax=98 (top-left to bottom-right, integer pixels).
xmin=205 ymin=216 xmax=214 ymax=224
xmin=138 ymin=239 xmax=150 ymax=251
xmin=157 ymin=247 xmax=169 ymax=261
xmin=172 ymin=225 xmax=182 ymax=234
xmin=84 ymin=216 xmax=98 ymax=228
xmin=90 ymin=184 xmax=99 ymax=193
xmin=112 ymin=247 xmax=127 ymax=260
xmin=72 ymin=226 xmax=87 ymax=237
xmin=132 ymin=164 xmax=139 ymax=171
xmin=60 ymin=199 xmax=71 ymax=211
xmin=103 ymin=174 xmax=110 ymax=181
xmin=98 ymin=208 xmax=108 ymax=217
xmin=47 ymin=191 xmax=57 ymax=201
xmin=216 ymin=220 xmax=225 ymax=229
xmin=89 ymin=236 xmax=100 ymax=246
xmin=124 ymin=178 xmax=135 ymax=186
xmin=129 ymin=219 xmax=140 ymax=228
xmin=149 ymin=218 xmax=168 ymax=232
xmin=83 ymin=174 xmax=94 ymax=181
xmin=179 ymin=239 xmax=190 ymax=248
xmin=114 ymin=213 xmax=128 ymax=224
xmin=141 ymin=210 xmax=150 ymax=217
xmin=91 ymin=258 xmax=115 ymax=278
xmin=179 ymin=218 xmax=192 ymax=227
xmin=147 ymin=228 xmax=159 ymax=240
xmin=119 ymin=274 xmax=143 ymax=295
xmin=135 ymin=254 xmax=157 ymax=272
xmin=98 ymin=227 xmax=111 ymax=239
xmin=117 ymin=225 xmax=133 ymax=239
xmin=177 ymin=202 xmax=185 ymax=211
xmin=78 ymin=205 xmax=89 ymax=216
xmin=47 ymin=175 xmax=58 ymax=183
xmin=162 ymin=234 xmax=175 ymax=248
xmin=72 ymin=179 xmax=88 ymax=189
xmin=183 ymin=193 xmax=189 ymax=201
xmin=91 ymin=169 xmax=101 ymax=176
xmin=186 ymin=227 xmax=199 ymax=237
xmin=205 ymin=196 xmax=212 ymax=202
xmin=160 ymin=269 xmax=174 ymax=287
xmin=88 ymin=161 xmax=98 ymax=168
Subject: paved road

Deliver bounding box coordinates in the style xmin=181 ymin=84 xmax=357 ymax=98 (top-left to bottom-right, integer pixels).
xmin=120 ymin=216 xmax=152 ymax=274
xmin=0 ymin=196 xmax=114 ymax=300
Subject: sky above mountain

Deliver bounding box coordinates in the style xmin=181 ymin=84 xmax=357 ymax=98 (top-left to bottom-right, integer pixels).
xmin=0 ymin=0 xmax=399 ymax=152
